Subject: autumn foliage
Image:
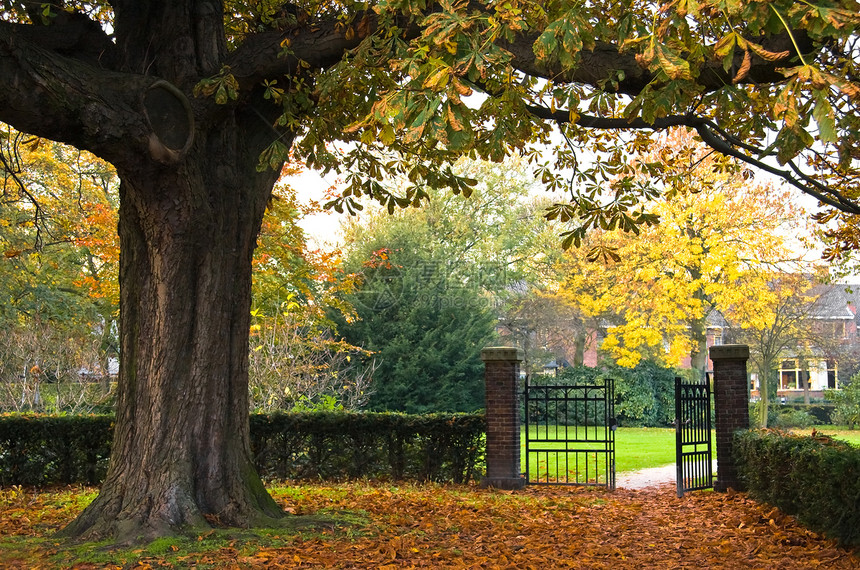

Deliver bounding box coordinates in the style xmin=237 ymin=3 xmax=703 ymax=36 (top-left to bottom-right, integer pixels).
xmin=1 ymin=482 xmax=857 ymax=568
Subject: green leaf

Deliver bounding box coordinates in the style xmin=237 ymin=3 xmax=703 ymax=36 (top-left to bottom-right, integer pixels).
xmin=775 ymin=124 xmax=814 ymax=164
xmin=379 ymin=124 xmax=396 ymax=145
xmin=812 ymin=96 xmax=837 ymax=144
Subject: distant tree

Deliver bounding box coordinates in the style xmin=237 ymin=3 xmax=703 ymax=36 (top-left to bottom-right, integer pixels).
xmin=733 ymin=273 xmax=847 ymax=426
xmin=249 ymin=176 xmax=370 ymax=411
xmin=550 ymin=131 xmax=816 ymax=372
xmin=339 ymin=238 xmax=497 ymax=413
xmin=338 ymin=159 xmax=548 ymax=412
xmin=498 ymin=291 xmax=579 ymax=374
xmin=0 ymin=126 xmax=119 ymax=406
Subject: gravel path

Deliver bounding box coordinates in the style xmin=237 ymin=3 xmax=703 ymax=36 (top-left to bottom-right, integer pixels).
xmin=616 ymin=461 xmax=718 ymax=489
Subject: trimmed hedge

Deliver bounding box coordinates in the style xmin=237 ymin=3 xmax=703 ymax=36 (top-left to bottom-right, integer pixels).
xmin=734 ymin=429 xmax=860 ymax=546
xmin=0 ymin=412 xmax=485 ymax=487
xmin=249 ymin=412 xmax=485 ymax=483
xmin=780 ymin=404 xmax=836 ymax=425
xmin=0 ymin=414 xmax=113 ymax=486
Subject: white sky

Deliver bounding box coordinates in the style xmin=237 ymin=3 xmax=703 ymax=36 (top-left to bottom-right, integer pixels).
xmin=287 ymin=168 xmax=352 ymax=249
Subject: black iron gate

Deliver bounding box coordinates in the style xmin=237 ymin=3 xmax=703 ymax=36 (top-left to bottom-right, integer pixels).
xmin=675 ymin=374 xmax=713 ymax=497
xmin=524 ymin=376 xmax=616 ymax=489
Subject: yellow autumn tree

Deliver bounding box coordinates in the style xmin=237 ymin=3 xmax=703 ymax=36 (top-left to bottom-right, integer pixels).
xmin=551 ymin=129 xmax=819 ymax=372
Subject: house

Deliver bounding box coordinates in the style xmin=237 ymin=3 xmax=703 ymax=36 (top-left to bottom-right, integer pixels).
xmin=750 ymin=283 xmax=860 ymax=401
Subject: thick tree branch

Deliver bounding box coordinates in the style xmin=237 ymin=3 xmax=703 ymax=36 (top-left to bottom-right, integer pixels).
xmin=2 ymin=10 xmax=117 ymax=68
xmin=0 ymin=24 xmax=163 ymax=169
xmin=503 ymin=32 xmax=812 ymax=95
xmin=227 ymin=16 xmax=366 ymax=89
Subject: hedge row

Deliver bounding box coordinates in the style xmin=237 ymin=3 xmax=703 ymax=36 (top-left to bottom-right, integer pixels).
xmin=0 ymin=412 xmax=485 ymax=487
xmin=0 ymin=414 xmax=112 ymax=486
xmin=249 ymin=412 xmax=485 ymax=483
xmin=782 ymin=404 xmax=835 ymax=424
xmin=734 ymin=429 xmax=860 ymax=547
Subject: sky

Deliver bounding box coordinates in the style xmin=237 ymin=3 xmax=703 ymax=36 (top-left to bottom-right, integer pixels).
xmin=288 ymin=168 xmax=351 ymax=249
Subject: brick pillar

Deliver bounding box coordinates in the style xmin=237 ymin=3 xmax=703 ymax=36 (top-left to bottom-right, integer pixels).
xmin=710 ymin=344 xmax=750 ymax=492
xmin=480 ymin=346 xmax=526 ymax=490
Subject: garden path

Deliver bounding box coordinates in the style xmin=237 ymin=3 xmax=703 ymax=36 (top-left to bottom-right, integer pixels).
xmin=617 ymin=460 xmax=719 ymax=489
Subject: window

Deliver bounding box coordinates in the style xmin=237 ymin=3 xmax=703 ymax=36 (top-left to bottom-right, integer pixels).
xmin=827 ymin=359 xmax=838 ymax=389
xmin=822 ymin=321 xmax=846 ymax=339
xmin=780 ymin=359 xmax=800 ymax=390
xmin=711 ymin=328 xmax=723 ymax=346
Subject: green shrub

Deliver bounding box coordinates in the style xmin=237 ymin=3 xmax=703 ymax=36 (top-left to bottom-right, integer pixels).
xmin=827 ymin=381 xmax=860 ymax=429
xmin=772 ymin=408 xmax=817 ymax=428
xmin=735 ymin=429 xmax=860 ymax=546
xmin=749 ymin=401 xmax=777 ymax=428
xmin=791 ymin=404 xmax=835 ymax=425
xmin=554 ymin=361 xmax=676 ymax=427
xmin=0 ymin=412 xmax=485 ymax=487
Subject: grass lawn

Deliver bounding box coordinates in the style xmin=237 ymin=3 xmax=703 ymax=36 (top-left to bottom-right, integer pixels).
xmin=520 ymin=427 xmax=689 ymax=482
xmin=789 ymin=426 xmax=860 ymax=446
xmin=518 ymin=425 xmax=860 ymax=482
xmin=615 ymin=427 xmax=686 ymax=472
xmin=521 ymin=426 xmax=860 ymax=480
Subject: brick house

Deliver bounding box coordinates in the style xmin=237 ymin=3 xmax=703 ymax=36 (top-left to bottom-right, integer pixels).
xmin=749 ymin=283 xmax=860 ymax=401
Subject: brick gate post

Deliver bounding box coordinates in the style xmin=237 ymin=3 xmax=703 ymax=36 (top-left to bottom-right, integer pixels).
xmin=480 ymin=346 xmax=526 ymax=490
xmin=709 ymin=344 xmax=750 ymax=492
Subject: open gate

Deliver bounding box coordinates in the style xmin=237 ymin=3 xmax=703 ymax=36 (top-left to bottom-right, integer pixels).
xmin=675 ymin=374 xmax=713 ymax=497
xmin=524 ymin=376 xmax=616 ymax=489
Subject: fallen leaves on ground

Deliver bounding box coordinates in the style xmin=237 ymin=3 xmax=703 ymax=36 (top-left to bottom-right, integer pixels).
xmin=0 ymin=482 xmax=857 ymax=568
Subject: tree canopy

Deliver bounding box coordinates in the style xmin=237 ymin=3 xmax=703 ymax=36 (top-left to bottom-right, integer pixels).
xmin=2 ymin=1 xmax=858 ymax=245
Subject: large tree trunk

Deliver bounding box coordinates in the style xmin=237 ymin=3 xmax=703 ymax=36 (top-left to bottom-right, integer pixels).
xmin=689 ymin=316 xmax=708 ymax=380
xmin=59 ymin=121 xmax=287 ymax=543
xmin=758 ymin=361 xmax=775 ymax=428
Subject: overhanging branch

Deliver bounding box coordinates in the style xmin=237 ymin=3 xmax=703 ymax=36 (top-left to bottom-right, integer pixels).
xmin=525 ymin=103 xmax=860 ymax=215
xmin=227 ymin=15 xmax=369 ymax=89
xmin=693 ymin=124 xmax=860 ymax=215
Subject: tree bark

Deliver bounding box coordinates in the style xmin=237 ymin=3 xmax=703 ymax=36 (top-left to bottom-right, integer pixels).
xmin=689 ymin=318 xmax=708 ymax=379
xmin=1 ymin=2 xmax=319 ymax=543
xmin=58 ymin=116 xmax=288 ymax=543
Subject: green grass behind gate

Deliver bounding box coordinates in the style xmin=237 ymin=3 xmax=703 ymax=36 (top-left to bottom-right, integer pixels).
xmin=521 ymin=427 xmax=686 ymax=482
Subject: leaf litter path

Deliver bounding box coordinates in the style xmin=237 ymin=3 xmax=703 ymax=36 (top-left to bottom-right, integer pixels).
xmin=1 ymin=482 xmax=858 ymax=569
xmin=267 ymin=483 xmax=858 ymax=569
